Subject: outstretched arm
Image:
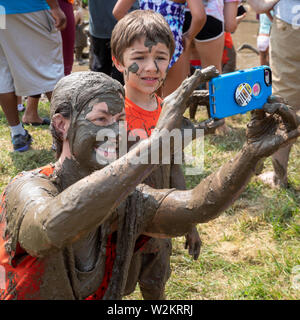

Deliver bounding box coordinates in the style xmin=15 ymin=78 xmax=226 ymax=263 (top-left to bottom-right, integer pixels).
xmin=144 ymin=98 xmax=300 ymax=237
xmin=113 ymin=0 xmax=136 ymax=20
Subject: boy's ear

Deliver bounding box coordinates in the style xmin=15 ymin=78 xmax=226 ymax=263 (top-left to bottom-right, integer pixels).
xmin=112 ymin=56 xmax=125 ymax=73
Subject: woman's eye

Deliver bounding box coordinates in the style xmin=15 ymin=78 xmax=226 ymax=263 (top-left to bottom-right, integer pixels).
xmin=96 ymin=117 xmax=106 ymax=122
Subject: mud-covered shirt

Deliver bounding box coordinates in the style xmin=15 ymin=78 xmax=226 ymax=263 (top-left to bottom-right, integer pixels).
xmin=0 ymin=165 xmax=169 ymax=300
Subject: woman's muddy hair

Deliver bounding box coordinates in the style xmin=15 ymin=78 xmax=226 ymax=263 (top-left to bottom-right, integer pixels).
xmin=50 ymin=71 xmax=125 ymax=159
xmin=111 ymin=9 xmax=175 ymax=63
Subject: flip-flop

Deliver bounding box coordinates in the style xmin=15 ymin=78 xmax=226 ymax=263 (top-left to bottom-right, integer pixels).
xmin=23 ymin=118 xmax=50 ymax=126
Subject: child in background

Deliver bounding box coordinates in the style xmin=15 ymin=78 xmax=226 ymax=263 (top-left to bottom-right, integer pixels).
xmin=113 ymin=0 xmax=207 ymax=97
xmin=257 ymin=12 xmax=273 ymax=66
xmin=111 ymin=10 xmax=201 ymax=299
xmin=74 ymin=1 xmax=88 ymax=65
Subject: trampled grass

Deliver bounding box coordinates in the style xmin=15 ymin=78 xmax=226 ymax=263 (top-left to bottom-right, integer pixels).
xmin=0 ymin=101 xmax=299 ymax=300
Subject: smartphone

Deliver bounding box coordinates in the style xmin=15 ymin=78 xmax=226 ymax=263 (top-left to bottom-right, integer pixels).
xmin=208 ymin=66 xmax=272 ymax=119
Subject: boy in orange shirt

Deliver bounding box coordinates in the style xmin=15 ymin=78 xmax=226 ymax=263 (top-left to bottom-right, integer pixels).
xmin=111 ymin=10 xmax=201 ymax=299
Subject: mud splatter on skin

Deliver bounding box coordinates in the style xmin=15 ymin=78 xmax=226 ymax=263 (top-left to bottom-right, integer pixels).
xmin=154 ymin=60 xmax=159 ymax=74
xmin=144 ymin=37 xmax=166 ymax=53
xmin=128 ymin=62 xmax=139 ymax=74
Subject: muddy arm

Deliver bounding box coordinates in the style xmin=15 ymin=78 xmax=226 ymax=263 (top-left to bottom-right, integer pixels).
xmin=145 ymin=100 xmax=300 ymax=237
xmin=16 ymin=68 xmax=217 ymax=257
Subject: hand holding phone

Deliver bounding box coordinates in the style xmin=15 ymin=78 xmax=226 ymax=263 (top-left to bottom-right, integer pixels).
xmin=208 ymin=66 xmax=272 ymax=119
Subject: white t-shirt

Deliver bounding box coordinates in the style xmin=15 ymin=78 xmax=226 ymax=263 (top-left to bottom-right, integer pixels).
xmin=203 ymin=0 xmax=240 ymax=22
xmin=274 ymin=0 xmax=300 ymax=27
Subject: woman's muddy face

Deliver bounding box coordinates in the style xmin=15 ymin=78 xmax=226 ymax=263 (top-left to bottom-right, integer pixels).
xmin=71 ymin=101 xmax=126 ymax=170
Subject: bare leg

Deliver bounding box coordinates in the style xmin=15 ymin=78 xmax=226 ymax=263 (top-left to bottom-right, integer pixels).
xmin=22 ymin=96 xmax=43 ymax=124
xmin=194 ymin=34 xmax=231 ymax=134
xmin=45 ymin=91 xmax=52 ymax=101
xmin=194 ymin=34 xmax=224 ymax=76
xmin=22 ymin=92 xmax=52 ymax=124
xmin=259 ymin=48 xmax=269 ymax=66
xmin=0 ymin=92 xmax=20 ymax=126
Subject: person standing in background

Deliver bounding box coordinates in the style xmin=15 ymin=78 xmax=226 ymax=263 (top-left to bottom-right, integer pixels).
xmin=21 ymin=0 xmax=75 ymax=128
xmin=58 ymin=0 xmax=75 ymax=75
xmin=257 ymin=12 xmax=273 ymax=66
xmin=88 ymin=0 xmax=139 ymax=84
xmin=0 ymin=0 xmax=65 ymax=151
xmin=249 ymin=0 xmax=300 ymax=188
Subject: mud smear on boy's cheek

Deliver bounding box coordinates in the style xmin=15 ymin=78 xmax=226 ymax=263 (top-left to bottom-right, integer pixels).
xmin=128 ymin=62 xmax=139 ymax=74
xmin=127 ymin=60 xmax=164 ymax=97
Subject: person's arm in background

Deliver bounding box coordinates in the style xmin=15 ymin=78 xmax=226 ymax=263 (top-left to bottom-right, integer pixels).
xmin=46 ymin=0 xmax=67 ymax=30
xmin=113 ymin=0 xmax=137 ymax=21
xmin=183 ymin=0 xmax=207 ymax=50
xmin=74 ymin=5 xmax=83 ymax=25
xmin=247 ymin=0 xmax=279 ymax=14
xmin=224 ymin=1 xmax=240 ymax=33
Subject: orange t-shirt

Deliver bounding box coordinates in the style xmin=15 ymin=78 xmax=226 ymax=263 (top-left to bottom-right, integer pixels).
xmin=125 ymin=95 xmax=162 ymax=139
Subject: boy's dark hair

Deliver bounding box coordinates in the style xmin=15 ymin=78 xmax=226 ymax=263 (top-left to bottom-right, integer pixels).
xmin=111 ymin=10 xmax=175 ymax=63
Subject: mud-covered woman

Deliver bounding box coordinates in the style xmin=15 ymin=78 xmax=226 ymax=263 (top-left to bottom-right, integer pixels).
xmin=0 ymin=67 xmax=299 ymax=300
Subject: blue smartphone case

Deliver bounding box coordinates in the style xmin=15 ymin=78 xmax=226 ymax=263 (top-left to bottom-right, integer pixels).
xmin=209 ymin=66 xmax=272 ymax=119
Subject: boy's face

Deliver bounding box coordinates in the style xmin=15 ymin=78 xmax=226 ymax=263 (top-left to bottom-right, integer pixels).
xmin=114 ymin=36 xmax=170 ymax=96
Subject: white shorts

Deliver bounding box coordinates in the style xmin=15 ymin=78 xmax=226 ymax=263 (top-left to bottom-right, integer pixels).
xmin=0 ymin=10 xmax=64 ymax=96
xmin=257 ymin=34 xmax=270 ymax=52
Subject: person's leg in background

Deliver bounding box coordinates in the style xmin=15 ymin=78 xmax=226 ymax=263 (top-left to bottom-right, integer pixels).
xmin=90 ymin=35 xmax=124 ymax=85
xmin=0 ymin=42 xmax=31 ymax=151
xmin=194 ymin=33 xmax=224 ymax=76
xmin=0 ymin=92 xmax=32 ymax=152
xmin=138 ymin=239 xmax=172 ymax=300
xmin=22 ymin=94 xmax=50 ymax=125
xmin=259 ymin=17 xmax=300 ymax=188
xmin=22 ymin=1 xmax=74 ymax=127
xmin=17 ymin=96 xmax=25 ymax=112
xmin=257 ymin=33 xmax=270 ymax=66
xmin=194 ymin=33 xmax=229 ymax=134
xmin=90 ymin=36 xmax=112 ymax=74
xmin=58 ymin=0 xmax=75 ymax=75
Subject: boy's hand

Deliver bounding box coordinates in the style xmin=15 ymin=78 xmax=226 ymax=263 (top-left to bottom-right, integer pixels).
xmin=184 ymin=227 xmax=202 ymax=260
xmin=246 ymin=96 xmax=300 ymax=159
xmin=155 ymin=66 xmax=219 ymax=132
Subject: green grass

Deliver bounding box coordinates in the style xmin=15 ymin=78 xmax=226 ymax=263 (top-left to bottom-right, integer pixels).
xmin=0 ymin=101 xmax=299 ymax=300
